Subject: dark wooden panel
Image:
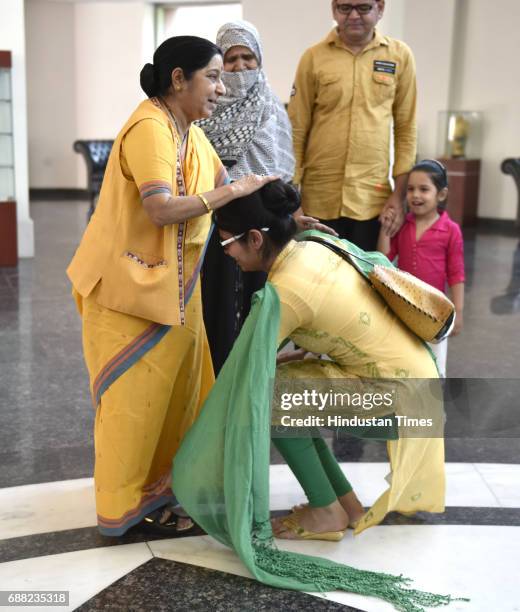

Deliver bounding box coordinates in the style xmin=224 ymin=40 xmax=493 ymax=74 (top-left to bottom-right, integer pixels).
xmin=0 ymin=51 xmax=12 ymax=68
xmin=0 ymin=201 xmax=18 ymax=266
xmin=438 ymin=158 xmax=481 ymax=227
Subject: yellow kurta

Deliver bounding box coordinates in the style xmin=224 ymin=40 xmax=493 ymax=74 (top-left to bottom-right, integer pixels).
xmin=70 ymin=99 xmax=226 ymax=534
xmin=269 ymin=240 xmax=445 ymax=532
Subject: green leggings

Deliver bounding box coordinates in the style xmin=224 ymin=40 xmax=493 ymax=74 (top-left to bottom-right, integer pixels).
xmin=272 ymin=433 xmax=352 ymax=507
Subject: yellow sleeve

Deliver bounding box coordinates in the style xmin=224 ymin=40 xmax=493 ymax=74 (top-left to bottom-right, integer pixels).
xmin=287 ymin=49 xmax=316 ymax=185
xmin=274 ymin=281 xmax=314 ymax=345
xmin=210 ymin=145 xmax=229 ymax=187
xmin=392 ymin=44 xmax=417 ymax=177
xmin=277 ymin=299 xmax=302 ymax=346
xmin=121 ymin=118 xmax=176 ymax=198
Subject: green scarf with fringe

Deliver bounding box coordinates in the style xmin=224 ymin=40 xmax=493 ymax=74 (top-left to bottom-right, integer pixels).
xmin=172 ymin=234 xmax=466 ymax=612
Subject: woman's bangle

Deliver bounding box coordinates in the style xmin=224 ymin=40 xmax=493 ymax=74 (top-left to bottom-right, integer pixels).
xmin=197 ymin=193 xmax=212 ymax=214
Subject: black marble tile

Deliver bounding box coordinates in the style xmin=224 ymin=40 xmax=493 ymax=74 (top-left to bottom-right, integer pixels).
xmin=271 ymin=507 xmax=520 ymax=528
xmin=0 ymin=524 xmax=206 ymax=564
xmin=76 ymin=557 xmax=359 ymax=611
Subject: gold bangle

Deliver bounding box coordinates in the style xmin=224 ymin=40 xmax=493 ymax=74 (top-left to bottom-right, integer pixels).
xmin=197 ymin=193 xmax=211 ymax=214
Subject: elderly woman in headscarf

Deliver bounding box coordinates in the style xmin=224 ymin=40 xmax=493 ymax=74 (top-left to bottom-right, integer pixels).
xmin=198 ymin=20 xmax=295 ymax=374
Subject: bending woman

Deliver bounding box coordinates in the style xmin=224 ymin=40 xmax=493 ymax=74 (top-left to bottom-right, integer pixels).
xmin=67 ymin=36 xmax=274 ymax=536
xmin=174 ymin=180 xmax=445 ymax=539
xmin=171 ymin=181 xmax=452 ymax=606
xmin=214 ymin=180 xmax=445 ymax=539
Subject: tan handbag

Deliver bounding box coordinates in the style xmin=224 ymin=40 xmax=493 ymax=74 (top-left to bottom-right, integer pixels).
xmin=368 ymin=265 xmax=455 ymax=343
xmin=303 ymin=235 xmax=455 ymax=343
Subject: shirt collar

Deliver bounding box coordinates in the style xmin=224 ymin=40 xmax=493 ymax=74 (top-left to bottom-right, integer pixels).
xmin=326 ymin=27 xmax=389 ymax=52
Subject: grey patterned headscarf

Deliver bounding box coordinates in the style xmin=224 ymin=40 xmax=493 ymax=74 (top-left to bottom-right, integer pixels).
xmin=196 ymin=20 xmax=295 ymax=182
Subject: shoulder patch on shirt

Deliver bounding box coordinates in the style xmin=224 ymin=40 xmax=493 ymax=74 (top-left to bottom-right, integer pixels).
xmin=290 ymin=84 xmax=297 ymax=97
xmin=374 ymin=60 xmax=396 ymax=75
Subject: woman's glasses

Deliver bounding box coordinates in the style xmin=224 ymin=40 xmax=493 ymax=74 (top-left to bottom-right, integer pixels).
xmin=334 ymin=3 xmax=375 ymax=16
xmin=219 ymin=228 xmax=270 ymax=247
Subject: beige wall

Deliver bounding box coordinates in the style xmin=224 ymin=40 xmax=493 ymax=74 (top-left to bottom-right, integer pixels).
xmin=26 ymin=0 xmax=77 ymax=188
xmin=24 ymin=0 xmax=520 ymax=220
xmin=26 ymin=0 xmax=154 ymax=190
xmin=242 ymin=0 xmax=332 ymax=102
xmin=74 ymin=2 xmax=152 ymax=139
xmin=401 ymin=0 xmax=458 ymax=161
xmin=380 ymin=0 xmax=518 ymax=220
xmin=448 ymin=0 xmax=519 ymax=219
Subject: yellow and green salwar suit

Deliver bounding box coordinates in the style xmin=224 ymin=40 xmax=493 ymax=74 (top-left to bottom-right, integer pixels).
xmin=172 ymin=232 xmax=458 ymax=609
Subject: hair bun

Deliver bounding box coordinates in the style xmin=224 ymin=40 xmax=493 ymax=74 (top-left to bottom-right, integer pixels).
xmin=140 ymin=63 xmax=158 ymax=98
xmin=262 ymin=180 xmax=300 ymax=217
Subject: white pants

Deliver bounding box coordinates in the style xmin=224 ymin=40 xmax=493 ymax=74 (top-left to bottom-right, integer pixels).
xmin=428 ymin=338 xmax=448 ymax=377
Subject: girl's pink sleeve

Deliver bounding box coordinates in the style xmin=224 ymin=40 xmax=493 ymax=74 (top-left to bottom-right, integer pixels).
xmin=387 ymin=234 xmax=399 ymax=263
xmin=447 ymin=223 xmax=465 ymax=286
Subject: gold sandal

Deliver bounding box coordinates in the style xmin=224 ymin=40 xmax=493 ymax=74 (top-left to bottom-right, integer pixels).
xmin=277 ymin=513 xmax=346 ymax=542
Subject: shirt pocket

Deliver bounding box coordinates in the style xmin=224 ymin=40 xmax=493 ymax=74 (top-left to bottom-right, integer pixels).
xmin=316 ymin=73 xmax=349 ymax=109
xmin=372 ymin=72 xmax=396 ymax=106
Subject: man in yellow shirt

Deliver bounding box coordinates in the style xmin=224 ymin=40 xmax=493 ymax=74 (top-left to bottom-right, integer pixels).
xmin=288 ymin=0 xmax=417 ymax=249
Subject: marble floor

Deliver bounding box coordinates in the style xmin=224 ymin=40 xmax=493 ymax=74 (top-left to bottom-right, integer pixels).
xmin=0 ymin=200 xmax=520 ymax=611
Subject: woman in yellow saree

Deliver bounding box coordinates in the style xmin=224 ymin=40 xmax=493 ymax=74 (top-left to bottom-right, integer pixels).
xmin=67 ymin=36 xmax=274 ymax=536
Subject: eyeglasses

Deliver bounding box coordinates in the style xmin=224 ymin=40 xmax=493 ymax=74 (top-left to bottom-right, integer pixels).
xmin=219 ymin=228 xmax=270 ymax=247
xmin=334 ymin=3 xmax=375 ymax=16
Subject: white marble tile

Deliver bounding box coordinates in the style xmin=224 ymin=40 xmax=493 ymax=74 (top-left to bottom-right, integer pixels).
xmin=445 ymin=463 xmax=500 ymax=507
xmin=474 ymin=463 xmax=520 ymax=508
xmin=270 ymin=462 xmax=500 ymax=510
xmin=152 ymin=526 xmax=520 ymax=612
xmin=0 ymin=543 xmax=152 ymax=611
xmin=0 ymin=478 xmax=96 ymax=540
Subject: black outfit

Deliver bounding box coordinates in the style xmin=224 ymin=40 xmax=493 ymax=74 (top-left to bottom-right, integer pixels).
xmin=202 ymin=230 xmax=267 ymax=376
xmin=319 ymin=216 xmax=381 ymax=251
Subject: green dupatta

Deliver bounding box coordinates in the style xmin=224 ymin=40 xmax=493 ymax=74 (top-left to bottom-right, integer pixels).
xmin=172 ymin=233 xmax=465 ymax=611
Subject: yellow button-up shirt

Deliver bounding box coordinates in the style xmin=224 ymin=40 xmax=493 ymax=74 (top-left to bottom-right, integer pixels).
xmin=288 ymin=29 xmax=417 ymax=221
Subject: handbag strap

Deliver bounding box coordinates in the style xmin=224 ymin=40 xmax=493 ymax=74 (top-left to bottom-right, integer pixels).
xmin=300 ymin=234 xmax=377 ymax=280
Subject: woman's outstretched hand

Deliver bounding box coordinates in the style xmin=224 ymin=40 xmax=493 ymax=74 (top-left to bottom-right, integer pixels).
xmin=231 ymin=174 xmax=279 ymax=199
xmin=295 ymin=214 xmax=339 ymax=237
xmin=276 ymin=347 xmax=308 ymax=365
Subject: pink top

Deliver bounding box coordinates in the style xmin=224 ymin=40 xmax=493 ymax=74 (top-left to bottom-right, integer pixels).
xmin=387 ymin=211 xmax=465 ymax=293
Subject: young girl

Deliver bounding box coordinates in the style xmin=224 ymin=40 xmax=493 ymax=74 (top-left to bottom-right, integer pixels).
xmin=377 ymin=159 xmax=465 ymax=376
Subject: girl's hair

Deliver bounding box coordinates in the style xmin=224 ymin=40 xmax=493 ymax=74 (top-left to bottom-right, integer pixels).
xmin=411 ymin=159 xmax=449 ymax=191
xmin=140 ymin=36 xmax=222 ymax=98
xmin=214 ymin=180 xmax=300 ymax=259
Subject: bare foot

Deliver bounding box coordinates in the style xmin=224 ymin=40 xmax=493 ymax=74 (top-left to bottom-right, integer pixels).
xmin=338 ymin=491 xmax=365 ymax=525
xmin=291 ymin=491 xmax=365 ymax=527
xmin=272 ymin=501 xmax=348 ymax=540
